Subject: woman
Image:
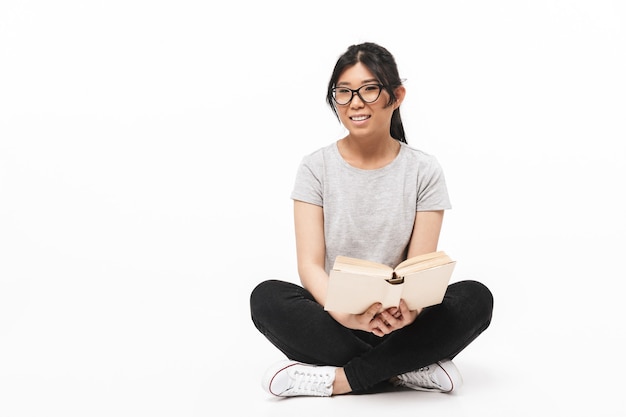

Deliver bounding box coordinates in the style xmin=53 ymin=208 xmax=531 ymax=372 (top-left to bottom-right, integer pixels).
xmin=250 ymin=42 xmax=493 ymax=397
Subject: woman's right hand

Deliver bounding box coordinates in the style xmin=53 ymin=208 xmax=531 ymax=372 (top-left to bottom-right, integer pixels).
xmin=333 ymin=300 xmax=420 ymax=337
xmin=331 ymin=302 xmax=383 ymax=333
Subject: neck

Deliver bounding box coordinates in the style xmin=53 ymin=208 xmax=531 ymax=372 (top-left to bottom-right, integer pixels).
xmin=338 ymin=135 xmax=401 ymax=170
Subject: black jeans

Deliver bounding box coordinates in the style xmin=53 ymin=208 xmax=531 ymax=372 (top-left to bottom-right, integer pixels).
xmin=250 ymin=279 xmax=493 ymax=393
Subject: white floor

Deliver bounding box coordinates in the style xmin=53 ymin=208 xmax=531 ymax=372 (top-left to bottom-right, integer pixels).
xmin=1 ymin=240 xmax=625 ymax=417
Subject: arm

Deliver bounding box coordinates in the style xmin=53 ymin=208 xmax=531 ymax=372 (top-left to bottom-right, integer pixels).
xmin=406 ymin=210 xmax=445 ymax=258
xmin=294 ymin=200 xmax=384 ymax=332
xmin=293 ymin=200 xmax=328 ymax=304
xmin=374 ymin=210 xmax=446 ymax=336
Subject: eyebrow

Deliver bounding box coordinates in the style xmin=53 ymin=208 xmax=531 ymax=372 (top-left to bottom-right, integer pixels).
xmin=336 ymin=78 xmax=379 ymax=87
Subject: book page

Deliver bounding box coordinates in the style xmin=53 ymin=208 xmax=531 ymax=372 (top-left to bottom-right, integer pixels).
xmin=395 ymin=252 xmax=452 ymax=276
xmin=395 ymin=251 xmax=444 ymax=269
xmin=332 ymin=255 xmax=393 ymax=277
xmin=400 ymin=262 xmax=456 ymax=310
xmin=324 ymin=270 xmax=400 ymax=314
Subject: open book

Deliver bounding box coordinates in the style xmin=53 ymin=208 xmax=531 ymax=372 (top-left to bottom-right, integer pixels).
xmin=324 ymin=251 xmax=456 ymax=314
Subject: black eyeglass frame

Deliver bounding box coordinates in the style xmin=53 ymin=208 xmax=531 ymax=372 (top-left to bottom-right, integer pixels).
xmin=331 ymin=83 xmax=385 ymax=105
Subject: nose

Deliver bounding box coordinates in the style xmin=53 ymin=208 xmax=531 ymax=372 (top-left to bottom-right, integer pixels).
xmin=350 ymin=91 xmax=365 ymax=108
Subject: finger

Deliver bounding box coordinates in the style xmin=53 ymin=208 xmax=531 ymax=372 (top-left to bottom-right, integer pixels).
xmin=374 ymin=315 xmax=396 ymax=335
xmin=387 ymin=306 xmax=399 ymax=315
xmin=401 ymin=299 xmax=423 ymax=317
xmin=385 ymin=306 xmax=401 ymax=319
xmin=372 ymin=323 xmax=390 ymax=337
xmin=369 ymin=315 xmax=386 ymax=329
xmin=378 ymin=311 xmax=390 ymax=324
xmin=379 ymin=310 xmax=399 ymax=326
xmin=365 ymin=303 xmax=382 ymax=321
xmin=398 ymin=299 xmax=421 ymax=322
xmin=399 ymin=299 xmax=414 ymax=316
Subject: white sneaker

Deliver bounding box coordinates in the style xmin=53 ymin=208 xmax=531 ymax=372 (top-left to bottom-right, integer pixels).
xmin=393 ymin=359 xmax=463 ymax=393
xmin=262 ymin=360 xmax=337 ymax=397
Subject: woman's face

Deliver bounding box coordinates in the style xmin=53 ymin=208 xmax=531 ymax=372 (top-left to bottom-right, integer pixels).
xmin=334 ymin=62 xmax=404 ymax=140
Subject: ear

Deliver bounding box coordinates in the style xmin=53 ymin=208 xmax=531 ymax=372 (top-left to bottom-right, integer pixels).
xmin=393 ymin=85 xmax=406 ymax=108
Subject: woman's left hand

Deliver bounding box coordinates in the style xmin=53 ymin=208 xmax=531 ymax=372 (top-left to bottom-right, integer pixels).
xmin=369 ymin=299 xmax=421 ymax=337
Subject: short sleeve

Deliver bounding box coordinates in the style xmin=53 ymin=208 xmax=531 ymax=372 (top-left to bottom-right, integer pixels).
xmin=416 ymin=156 xmax=452 ymax=211
xmin=290 ymin=154 xmax=324 ymax=207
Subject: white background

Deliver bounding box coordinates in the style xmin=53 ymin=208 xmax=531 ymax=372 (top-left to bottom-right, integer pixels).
xmin=1 ymin=1 xmax=625 ymax=416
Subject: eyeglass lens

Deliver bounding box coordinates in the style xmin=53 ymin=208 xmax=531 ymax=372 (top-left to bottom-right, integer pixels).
xmin=333 ymin=84 xmax=382 ymax=105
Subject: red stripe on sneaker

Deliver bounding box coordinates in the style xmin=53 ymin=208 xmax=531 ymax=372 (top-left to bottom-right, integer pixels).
xmin=269 ymin=362 xmax=298 ymax=396
xmin=436 ymin=362 xmax=453 ymax=393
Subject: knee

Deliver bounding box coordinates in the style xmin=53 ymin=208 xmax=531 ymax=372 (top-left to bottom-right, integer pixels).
xmin=250 ymin=280 xmax=279 ymax=313
xmin=470 ymin=280 xmax=493 ymax=324
xmin=466 ymin=280 xmax=493 ymax=308
xmin=250 ymin=279 xmax=293 ymax=321
xmin=250 ymin=279 xmax=275 ymax=301
xmin=452 ymin=280 xmax=494 ymax=323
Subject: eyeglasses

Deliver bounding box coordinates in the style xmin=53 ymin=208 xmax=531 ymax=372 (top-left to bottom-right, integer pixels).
xmin=331 ymin=84 xmax=384 ymax=105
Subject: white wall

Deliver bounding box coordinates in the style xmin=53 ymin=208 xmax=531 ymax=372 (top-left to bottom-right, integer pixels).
xmin=1 ymin=1 xmax=625 ymax=415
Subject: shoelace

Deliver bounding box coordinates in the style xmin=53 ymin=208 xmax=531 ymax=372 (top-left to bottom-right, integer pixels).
xmin=289 ymin=369 xmax=333 ymax=395
xmin=398 ymin=366 xmax=442 ymax=389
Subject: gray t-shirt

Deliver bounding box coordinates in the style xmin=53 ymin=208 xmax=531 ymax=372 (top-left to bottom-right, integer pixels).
xmin=291 ymin=141 xmax=451 ymax=274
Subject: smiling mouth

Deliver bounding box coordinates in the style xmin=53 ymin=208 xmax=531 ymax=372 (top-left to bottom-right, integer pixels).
xmin=350 ymin=115 xmax=370 ymax=121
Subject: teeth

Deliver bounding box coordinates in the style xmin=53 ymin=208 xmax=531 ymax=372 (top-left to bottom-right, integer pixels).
xmin=351 ymin=116 xmax=369 ymax=121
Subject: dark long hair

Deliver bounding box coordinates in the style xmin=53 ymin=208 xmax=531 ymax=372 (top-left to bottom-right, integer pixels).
xmin=326 ymin=42 xmax=407 ymax=143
